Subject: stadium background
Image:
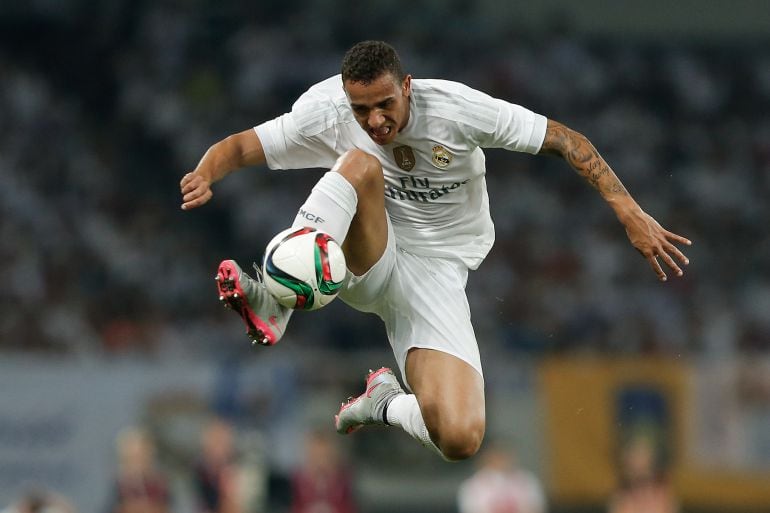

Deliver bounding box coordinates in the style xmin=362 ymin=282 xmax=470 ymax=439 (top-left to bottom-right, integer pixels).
xmin=1 ymin=1 xmax=769 ymax=512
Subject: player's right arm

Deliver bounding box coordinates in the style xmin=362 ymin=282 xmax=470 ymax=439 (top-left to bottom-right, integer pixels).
xmin=179 ymin=128 xmax=266 ymax=210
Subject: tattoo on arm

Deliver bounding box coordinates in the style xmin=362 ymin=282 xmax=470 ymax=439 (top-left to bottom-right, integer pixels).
xmin=539 ymin=121 xmax=629 ymax=197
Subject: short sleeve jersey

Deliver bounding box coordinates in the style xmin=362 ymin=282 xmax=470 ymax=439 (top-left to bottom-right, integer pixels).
xmin=255 ymin=75 xmax=547 ymax=270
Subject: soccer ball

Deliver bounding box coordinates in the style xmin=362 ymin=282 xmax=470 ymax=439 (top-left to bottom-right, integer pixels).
xmin=262 ymin=227 xmax=347 ymax=310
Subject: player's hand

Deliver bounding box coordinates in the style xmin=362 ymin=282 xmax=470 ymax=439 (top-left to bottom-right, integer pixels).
xmin=180 ymin=171 xmax=213 ymax=210
xmin=621 ymin=209 xmax=691 ymax=282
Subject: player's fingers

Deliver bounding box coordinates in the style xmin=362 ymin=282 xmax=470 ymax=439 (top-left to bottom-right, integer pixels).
xmin=181 ymin=189 xmax=212 ymax=210
xmin=663 ymin=241 xmax=689 ymax=266
xmin=646 ymin=253 xmax=667 ymax=282
xmin=182 ymin=183 xmax=210 ymax=204
xmin=182 ymin=189 xmax=200 ymax=204
xmin=181 ymin=182 xmax=193 ymax=195
xmin=181 ymin=181 xmax=197 ymax=200
xmin=665 ymin=230 xmax=692 ymax=247
xmin=657 ymin=248 xmax=683 ymax=277
xmin=180 ymin=172 xmax=195 ymax=188
xmin=181 ymin=175 xmax=202 ymax=195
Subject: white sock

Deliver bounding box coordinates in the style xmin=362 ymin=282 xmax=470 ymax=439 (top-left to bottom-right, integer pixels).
xmin=386 ymin=394 xmax=445 ymax=459
xmin=291 ymin=171 xmax=358 ymax=243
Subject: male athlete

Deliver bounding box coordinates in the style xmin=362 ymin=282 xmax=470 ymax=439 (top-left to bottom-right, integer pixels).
xmin=179 ymin=41 xmax=691 ymax=461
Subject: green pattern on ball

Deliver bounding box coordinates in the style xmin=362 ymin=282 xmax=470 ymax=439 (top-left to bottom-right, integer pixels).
xmin=315 ymin=244 xmax=344 ymax=295
xmin=271 ymin=274 xmax=315 ymax=310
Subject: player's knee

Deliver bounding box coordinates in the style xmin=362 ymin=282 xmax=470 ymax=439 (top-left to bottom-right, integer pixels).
xmin=333 ymin=149 xmax=384 ymax=193
xmin=438 ymin=421 xmax=485 ymax=461
xmin=421 ymin=401 xmax=485 ymax=461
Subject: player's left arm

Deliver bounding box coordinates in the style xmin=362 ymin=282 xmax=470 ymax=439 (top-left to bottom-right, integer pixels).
xmin=538 ymin=119 xmax=691 ymax=281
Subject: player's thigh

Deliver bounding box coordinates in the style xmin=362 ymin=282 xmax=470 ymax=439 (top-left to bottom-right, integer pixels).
xmin=385 ymin=252 xmax=483 ymax=383
xmin=385 ymin=252 xmax=485 ymax=451
xmin=406 ymin=348 xmax=485 ymax=454
xmin=406 ymin=348 xmax=485 ymax=426
xmin=339 ymin=216 xmax=397 ymax=311
xmin=332 ymin=149 xmax=388 ymax=276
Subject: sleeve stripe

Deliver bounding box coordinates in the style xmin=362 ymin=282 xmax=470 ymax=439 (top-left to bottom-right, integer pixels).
xmin=293 ymin=104 xmax=340 ymax=136
xmin=416 ymin=91 xmax=499 ymax=117
xmin=414 ymin=98 xmax=498 ymax=132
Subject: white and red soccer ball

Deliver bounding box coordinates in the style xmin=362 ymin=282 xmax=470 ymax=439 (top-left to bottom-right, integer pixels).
xmin=262 ymin=227 xmax=346 ymax=310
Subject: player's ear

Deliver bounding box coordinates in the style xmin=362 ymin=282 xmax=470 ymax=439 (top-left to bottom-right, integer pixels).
xmin=402 ymin=74 xmax=412 ymax=97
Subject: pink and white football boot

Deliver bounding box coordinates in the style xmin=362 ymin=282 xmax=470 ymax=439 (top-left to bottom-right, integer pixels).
xmin=335 ymin=367 xmax=405 ymax=434
xmin=216 ymin=259 xmax=292 ymax=346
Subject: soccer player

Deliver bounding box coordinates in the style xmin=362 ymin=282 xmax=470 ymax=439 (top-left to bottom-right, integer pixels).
xmin=179 ymin=41 xmax=691 ymax=461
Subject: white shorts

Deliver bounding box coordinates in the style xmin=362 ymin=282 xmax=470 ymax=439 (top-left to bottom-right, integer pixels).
xmin=339 ymin=217 xmax=483 ymax=389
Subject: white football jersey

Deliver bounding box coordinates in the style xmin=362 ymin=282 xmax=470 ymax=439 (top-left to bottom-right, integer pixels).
xmin=255 ymin=75 xmax=547 ymax=269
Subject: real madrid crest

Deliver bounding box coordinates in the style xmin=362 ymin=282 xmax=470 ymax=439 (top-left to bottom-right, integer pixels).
xmin=393 ymin=145 xmax=415 ymax=171
xmin=431 ymin=145 xmax=452 ymax=168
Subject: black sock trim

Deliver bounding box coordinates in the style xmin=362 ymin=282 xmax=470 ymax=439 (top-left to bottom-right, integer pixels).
xmin=382 ymin=401 xmax=391 ymax=426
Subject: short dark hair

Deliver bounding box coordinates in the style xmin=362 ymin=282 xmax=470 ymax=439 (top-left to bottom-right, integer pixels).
xmin=341 ymin=40 xmax=405 ymax=84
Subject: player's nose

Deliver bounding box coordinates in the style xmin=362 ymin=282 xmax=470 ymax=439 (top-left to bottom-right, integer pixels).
xmin=368 ymin=111 xmax=385 ymax=128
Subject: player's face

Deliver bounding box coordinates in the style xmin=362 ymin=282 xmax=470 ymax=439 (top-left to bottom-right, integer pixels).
xmin=344 ymin=73 xmax=411 ymax=145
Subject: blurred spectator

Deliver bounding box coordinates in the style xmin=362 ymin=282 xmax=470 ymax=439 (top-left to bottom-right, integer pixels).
xmin=607 ymin=436 xmax=679 ymax=513
xmin=457 ymin=442 xmax=546 ymax=513
xmin=106 ymin=427 xmax=171 ymax=513
xmin=1 ymin=489 xmax=76 ymax=513
xmin=193 ymin=417 xmax=242 ymax=513
xmin=290 ymin=430 xmax=356 ymax=513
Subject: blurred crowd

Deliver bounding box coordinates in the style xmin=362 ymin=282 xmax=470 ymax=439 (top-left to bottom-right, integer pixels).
xmin=1 ymin=1 xmax=769 ymax=359
xmin=3 ymin=418 xmax=357 ymax=513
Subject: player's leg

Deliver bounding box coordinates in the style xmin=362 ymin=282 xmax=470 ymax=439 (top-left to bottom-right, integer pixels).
xmin=336 ymin=250 xmax=485 ymax=461
xmin=335 ymin=350 xmax=485 ymax=461
xmin=292 ymin=148 xmax=388 ymax=276
xmin=218 ymin=149 xmax=387 ymax=345
xmin=403 ymin=348 xmax=485 ymax=460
